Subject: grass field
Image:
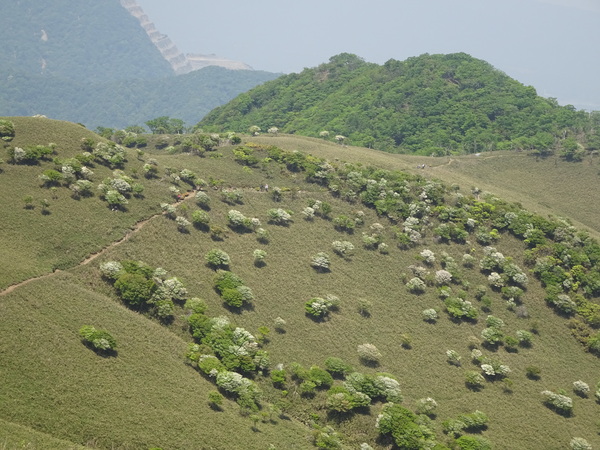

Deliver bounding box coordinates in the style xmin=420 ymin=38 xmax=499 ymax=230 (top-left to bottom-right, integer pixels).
xmin=1 ymin=120 xmax=599 ymax=449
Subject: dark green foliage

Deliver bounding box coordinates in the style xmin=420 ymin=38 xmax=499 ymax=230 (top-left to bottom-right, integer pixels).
xmin=114 ymin=272 xmax=156 ymax=306
xmin=221 ymin=288 xmax=244 ymax=308
xmin=308 ymin=366 xmax=333 ymax=388
xmin=199 ymin=52 xmax=596 ymax=156
xmin=270 ymin=369 xmax=286 ymax=388
xmin=376 ymin=403 xmax=437 ymax=449
xmin=213 ymin=270 xmax=243 ymax=293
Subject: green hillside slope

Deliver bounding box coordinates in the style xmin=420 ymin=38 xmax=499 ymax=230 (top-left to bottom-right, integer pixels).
xmin=1 ymin=120 xmax=599 ymax=449
xmin=198 ymin=53 xmax=600 ymax=156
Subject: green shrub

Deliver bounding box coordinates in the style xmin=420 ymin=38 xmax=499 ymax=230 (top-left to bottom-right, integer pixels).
xmin=79 ymin=325 xmax=117 ymax=352
xmin=192 ymin=210 xmax=210 ymax=228
xmin=114 ymin=272 xmax=156 ymax=306
xmin=376 ymin=403 xmax=437 ymax=449
xmin=271 ymin=369 xmax=286 ymax=388
xmin=310 ymin=252 xmax=331 ymax=271
xmin=525 ymin=366 xmax=541 ymax=380
xmin=0 ymin=119 xmax=15 ymax=141
xmin=455 ymin=435 xmax=492 ymax=450
xmin=205 ymin=249 xmax=231 ymax=269
xmin=324 ymin=357 xmax=353 ymax=376
xmin=308 ymin=366 xmax=333 ymax=388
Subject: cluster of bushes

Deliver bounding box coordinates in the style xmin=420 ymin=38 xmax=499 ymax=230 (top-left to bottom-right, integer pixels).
xmin=100 ymin=260 xmax=188 ymax=319
xmin=97 ymin=172 xmax=144 ymax=208
xmin=0 ymin=119 xmax=15 ymax=141
xmin=305 ymin=295 xmax=340 ymax=319
xmin=227 ymin=210 xmax=260 ymax=232
xmin=9 ymin=143 xmax=55 ymax=164
xmin=92 ymin=141 xmax=127 ymax=167
xmin=213 ymin=270 xmax=254 ymax=309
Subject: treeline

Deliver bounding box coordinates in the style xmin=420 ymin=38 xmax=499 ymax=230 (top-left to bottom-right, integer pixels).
xmin=198 ymin=53 xmax=600 ymax=156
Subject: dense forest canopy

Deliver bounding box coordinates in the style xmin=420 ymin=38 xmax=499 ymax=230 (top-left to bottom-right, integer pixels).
xmin=199 ymin=53 xmax=600 ymax=156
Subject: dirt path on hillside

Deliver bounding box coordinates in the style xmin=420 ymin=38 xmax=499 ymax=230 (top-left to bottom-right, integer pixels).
xmin=0 ymin=192 xmax=195 ymax=297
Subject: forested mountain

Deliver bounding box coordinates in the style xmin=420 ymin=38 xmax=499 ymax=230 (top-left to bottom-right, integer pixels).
xmin=0 ymin=1 xmax=279 ymax=129
xmin=199 ymin=53 xmax=600 ymax=156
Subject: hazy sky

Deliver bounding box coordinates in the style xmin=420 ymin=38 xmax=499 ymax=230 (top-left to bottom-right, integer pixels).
xmin=136 ymin=0 xmax=600 ymax=110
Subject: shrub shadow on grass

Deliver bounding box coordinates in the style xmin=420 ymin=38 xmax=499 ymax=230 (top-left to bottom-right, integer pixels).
xmin=194 ymin=223 xmax=210 ymax=232
xmin=81 ymin=341 xmax=118 ymax=358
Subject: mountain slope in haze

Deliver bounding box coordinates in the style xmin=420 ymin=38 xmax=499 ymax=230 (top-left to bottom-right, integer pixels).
xmin=0 ymin=0 xmax=172 ymax=82
xmin=0 ymin=1 xmax=280 ymax=129
xmin=0 ymin=66 xmax=280 ymax=129
xmin=199 ymin=53 xmax=599 ymax=155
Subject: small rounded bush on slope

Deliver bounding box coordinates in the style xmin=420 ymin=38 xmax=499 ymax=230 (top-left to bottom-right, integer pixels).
xmin=205 ymin=249 xmax=231 ymax=269
xmin=79 ymin=325 xmax=117 ymax=352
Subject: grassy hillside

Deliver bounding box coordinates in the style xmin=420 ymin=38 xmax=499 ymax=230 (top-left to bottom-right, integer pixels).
xmin=198 ymin=53 xmax=600 ymax=156
xmin=1 ymin=120 xmax=599 ymax=449
xmin=250 ymin=134 xmax=600 ymax=239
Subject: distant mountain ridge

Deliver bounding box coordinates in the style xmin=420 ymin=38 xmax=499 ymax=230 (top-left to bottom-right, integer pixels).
xmin=0 ymin=0 xmax=278 ymax=129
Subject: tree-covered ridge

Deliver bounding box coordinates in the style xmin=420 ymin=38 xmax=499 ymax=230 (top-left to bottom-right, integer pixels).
xmin=0 ymin=0 xmax=172 ymax=82
xmin=199 ymin=53 xmax=600 ymax=156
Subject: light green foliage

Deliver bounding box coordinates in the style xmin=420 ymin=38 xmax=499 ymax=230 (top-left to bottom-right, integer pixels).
xmin=79 ymin=325 xmax=117 ymax=352
xmin=267 ymin=208 xmax=292 ymax=225
xmin=205 ymin=249 xmax=231 ymax=269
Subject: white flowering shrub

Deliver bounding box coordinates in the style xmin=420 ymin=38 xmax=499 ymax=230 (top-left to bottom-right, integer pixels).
xmin=375 ymin=375 xmax=402 ymax=402
xmin=415 ymin=397 xmax=438 ymax=416
xmin=541 ymin=390 xmax=573 ymax=415
xmin=274 ymin=316 xmax=286 ymax=331
xmin=256 ymin=227 xmax=269 ymax=243
xmin=332 ymin=240 xmax=355 ymax=257
xmin=99 ymin=261 xmax=123 ymax=280
xmin=227 ymin=209 xmax=255 ymax=231
xmin=446 ymin=350 xmax=462 ymax=366
xmin=305 ymin=295 xmax=339 ymax=319
xmin=418 ymin=310 xmax=437 ymax=326
xmin=420 ymin=249 xmax=436 ymax=265
xmin=406 ymin=277 xmax=426 ymax=294
xmin=444 ymin=297 xmax=478 ymax=320
xmin=267 ymin=208 xmax=292 ymax=225
xmin=175 ymin=216 xmax=191 ymax=231
xmin=570 ymin=437 xmax=593 ymax=450
xmin=487 ymin=272 xmax=504 ymax=288
xmin=573 ymin=380 xmax=590 ymax=397
xmin=485 ymin=315 xmax=505 ymax=329
xmin=311 ymin=252 xmax=331 ymax=271
xmin=362 ymin=233 xmax=380 ymax=249
xmin=471 ymin=349 xmax=483 ymax=361
xmin=302 ymin=206 xmax=315 ymax=220
xmin=378 ymin=242 xmax=389 ymax=254
xmin=357 ymin=343 xmax=382 ymax=364
xmin=481 ymin=327 xmax=504 ymax=345
xmin=548 ymin=293 xmax=578 ymax=315
xmin=160 ymin=203 xmax=176 ymax=218
xmin=462 ymin=253 xmax=476 ymax=268
xmin=435 ymin=270 xmax=452 ymax=286
xmin=253 ymin=249 xmax=267 ymax=264
xmin=195 ymin=191 xmax=210 ymax=207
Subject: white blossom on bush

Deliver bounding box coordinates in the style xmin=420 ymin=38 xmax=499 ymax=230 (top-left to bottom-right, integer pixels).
xmin=573 ymin=380 xmax=590 ymax=397
xmin=332 ymin=240 xmax=354 ymax=257
xmin=570 ymin=437 xmax=592 ymax=450
xmin=446 ymin=349 xmax=461 ymax=366
xmin=175 ymin=216 xmax=191 ymax=231
xmin=311 ymin=252 xmax=331 ymax=271
xmin=406 ymin=277 xmax=426 ymax=294
xmin=357 ymin=343 xmax=381 ymax=363
xmin=302 ymin=206 xmax=315 ymax=220
xmin=99 ymin=261 xmax=123 ymax=280
xmin=415 ymin=397 xmax=438 ymax=415
xmin=487 ymin=272 xmax=504 ymax=288
xmin=422 ymin=308 xmax=438 ymax=322
xmin=420 ymin=249 xmax=436 ymax=265
xmin=435 ymin=270 xmax=452 ymax=286
xmin=267 ymin=208 xmax=292 ymax=224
